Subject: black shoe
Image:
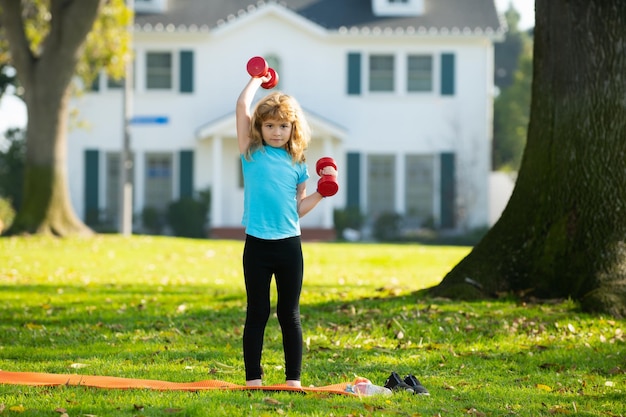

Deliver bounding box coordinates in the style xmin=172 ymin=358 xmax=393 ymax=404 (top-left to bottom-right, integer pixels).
xmin=404 ymin=374 xmax=430 ymax=395
xmin=384 ymin=372 xmax=415 ymax=393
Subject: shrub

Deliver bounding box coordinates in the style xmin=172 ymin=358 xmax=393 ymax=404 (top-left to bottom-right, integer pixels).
xmin=0 ymin=128 xmax=25 ymax=210
xmin=333 ymin=207 xmax=363 ymax=240
xmin=141 ymin=206 xmax=163 ymax=234
xmin=166 ymin=188 xmax=210 ymax=238
xmin=373 ymin=212 xmax=402 ymax=242
xmin=0 ymin=197 xmax=15 ymax=234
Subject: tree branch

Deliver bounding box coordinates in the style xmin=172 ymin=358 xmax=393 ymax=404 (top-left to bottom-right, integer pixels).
xmin=43 ymin=0 xmax=104 ymax=63
xmin=0 ymin=0 xmax=36 ymax=89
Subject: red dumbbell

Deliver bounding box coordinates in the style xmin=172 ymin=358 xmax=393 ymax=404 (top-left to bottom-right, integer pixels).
xmin=316 ymin=157 xmax=339 ymax=197
xmin=246 ymin=56 xmax=279 ymax=89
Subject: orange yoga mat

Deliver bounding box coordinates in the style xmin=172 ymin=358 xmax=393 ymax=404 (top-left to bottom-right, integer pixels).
xmin=0 ymin=370 xmax=354 ymax=396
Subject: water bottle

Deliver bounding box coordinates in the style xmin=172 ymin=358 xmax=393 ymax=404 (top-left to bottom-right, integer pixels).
xmin=346 ymin=382 xmax=393 ymax=396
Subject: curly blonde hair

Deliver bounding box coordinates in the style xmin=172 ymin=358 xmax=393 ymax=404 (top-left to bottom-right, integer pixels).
xmin=246 ymin=92 xmax=310 ymax=163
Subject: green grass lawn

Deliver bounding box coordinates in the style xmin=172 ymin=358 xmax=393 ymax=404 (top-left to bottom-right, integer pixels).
xmin=0 ymin=235 xmax=624 ymax=416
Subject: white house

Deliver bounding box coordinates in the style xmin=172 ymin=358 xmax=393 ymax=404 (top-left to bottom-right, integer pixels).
xmin=67 ymin=0 xmax=504 ymax=239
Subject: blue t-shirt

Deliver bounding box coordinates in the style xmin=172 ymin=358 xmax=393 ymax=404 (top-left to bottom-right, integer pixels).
xmin=241 ymin=146 xmax=310 ymax=240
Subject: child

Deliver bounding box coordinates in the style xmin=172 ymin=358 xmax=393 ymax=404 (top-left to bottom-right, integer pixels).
xmin=236 ymin=73 xmax=337 ymax=388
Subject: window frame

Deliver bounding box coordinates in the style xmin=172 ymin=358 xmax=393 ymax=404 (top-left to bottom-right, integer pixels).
xmin=406 ymin=54 xmax=433 ymax=93
xmin=145 ymin=51 xmax=174 ymax=91
xmin=368 ymin=54 xmax=395 ymax=93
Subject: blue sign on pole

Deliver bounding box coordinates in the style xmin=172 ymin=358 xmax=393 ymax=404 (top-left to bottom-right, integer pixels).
xmin=131 ymin=116 xmax=169 ymax=125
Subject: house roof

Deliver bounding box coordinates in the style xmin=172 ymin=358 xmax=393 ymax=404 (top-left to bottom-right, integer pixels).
xmin=196 ymin=108 xmax=348 ymax=142
xmin=135 ymin=0 xmax=503 ymax=36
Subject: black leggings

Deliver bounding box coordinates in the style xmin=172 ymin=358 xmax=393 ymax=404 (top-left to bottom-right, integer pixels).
xmin=242 ymin=235 xmax=303 ymax=381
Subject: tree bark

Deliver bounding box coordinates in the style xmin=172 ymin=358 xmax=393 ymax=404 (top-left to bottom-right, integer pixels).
xmin=429 ymin=0 xmax=626 ymax=318
xmin=0 ymin=0 xmax=104 ymax=236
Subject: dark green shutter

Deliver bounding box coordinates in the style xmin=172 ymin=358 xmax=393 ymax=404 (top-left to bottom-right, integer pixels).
xmin=347 ymin=152 xmax=361 ymax=208
xmin=179 ymin=150 xmax=194 ymax=198
xmin=179 ymin=50 xmax=194 ymax=93
xmin=90 ymin=74 xmax=100 ymax=92
xmin=347 ymin=52 xmax=361 ymax=95
xmin=84 ymin=150 xmax=99 ymax=223
xmin=441 ymin=53 xmax=455 ymax=96
xmin=440 ymin=152 xmax=455 ymax=228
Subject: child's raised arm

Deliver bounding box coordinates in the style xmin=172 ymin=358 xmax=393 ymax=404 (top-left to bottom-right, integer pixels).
xmin=236 ymin=76 xmax=269 ymax=154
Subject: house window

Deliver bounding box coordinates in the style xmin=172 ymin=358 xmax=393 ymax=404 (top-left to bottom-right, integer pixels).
xmin=367 ymin=154 xmax=395 ymax=216
xmin=405 ymin=154 xmax=434 ymax=226
xmin=145 ymin=153 xmax=173 ymax=211
xmin=407 ymin=55 xmax=432 ymax=92
xmin=265 ymin=55 xmax=281 ymax=90
xmin=369 ymin=55 xmax=394 ymax=92
xmin=146 ymin=52 xmax=172 ymax=90
xmin=107 ymin=77 xmax=124 ymax=89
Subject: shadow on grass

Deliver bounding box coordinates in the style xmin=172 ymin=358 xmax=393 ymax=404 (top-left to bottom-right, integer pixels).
xmin=1 ymin=280 xmax=622 ymax=390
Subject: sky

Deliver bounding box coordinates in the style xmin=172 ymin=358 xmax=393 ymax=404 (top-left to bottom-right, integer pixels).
xmin=495 ymin=0 xmax=535 ymax=30
xmin=0 ymin=0 xmax=536 ymax=135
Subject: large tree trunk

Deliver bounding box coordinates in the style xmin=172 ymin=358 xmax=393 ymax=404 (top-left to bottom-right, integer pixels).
xmin=430 ymin=0 xmax=626 ymax=318
xmin=0 ymin=0 xmax=104 ymax=236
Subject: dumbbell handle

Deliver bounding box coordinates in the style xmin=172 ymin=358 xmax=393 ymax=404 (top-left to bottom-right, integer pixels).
xmin=246 ymin=56 xmax=279 ymax=89
xmin=316 ymin=157 xmax=338 ymax=197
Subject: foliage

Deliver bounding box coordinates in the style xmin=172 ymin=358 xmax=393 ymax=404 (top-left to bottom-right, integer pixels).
xmin=0 ymin=196 xmax=14 ymax=232
xmin=0 ymin=127 xmax=25 ymax=210
xmin=493 ymin=49 xmax=533 ymax=171
xmin=0 ymin=0 xmax=131 ymax=90
xmin=166 ymin=189 xmax=211 ymax=238
xmin=141 ymin=206 xmax=164 ymax=235
xmin=373 ymin=212 xmax=402 ymax=241
xmin=0 ymin=236 xmax=624 ymax=416
xmin=0 ymin=64 xmax=17 ymax=97
xmin=494 ymin=4 xmax=527 ymax=90
xmin=492 ymin=5 xmax=533 ymax=171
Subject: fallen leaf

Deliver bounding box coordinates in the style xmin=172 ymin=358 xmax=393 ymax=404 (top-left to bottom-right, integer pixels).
xmin=548 ymin=405 xmax=571 ymax=414
xmin=264 ymin=397 xmax=282 ymax=405
xmin=133 ymin=404 xmax=145 ymax=411
xmin=54 ymin=408 xmax=67 ymax=413
xmin=9 ymin=405 xmax=26 ymax=412
xmin=536 ymin=384 xmax=552 ymax=392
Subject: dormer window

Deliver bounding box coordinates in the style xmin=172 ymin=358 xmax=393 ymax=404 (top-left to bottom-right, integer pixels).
xmin=372 ymin=0 xmax=423 ymax=16
xmin=135 ymin=0 xmax=168 ymax=14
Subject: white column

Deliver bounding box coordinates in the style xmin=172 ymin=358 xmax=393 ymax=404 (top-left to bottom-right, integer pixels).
xmin=211 ymin=136 xmax=223 ymax=227
xmin=396 ymin=152 xmax=405 ymax=215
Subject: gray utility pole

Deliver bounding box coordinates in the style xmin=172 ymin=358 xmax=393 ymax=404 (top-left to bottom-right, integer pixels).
xmin=119 ymin=0 xmax=134 ymax=235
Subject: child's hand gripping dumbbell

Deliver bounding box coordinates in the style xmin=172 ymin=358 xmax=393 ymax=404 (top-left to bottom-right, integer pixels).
xmin=316 ymin=157 xmax=339 ymax=197
xmin=246 ymin=56 xmax=279 ymax=89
